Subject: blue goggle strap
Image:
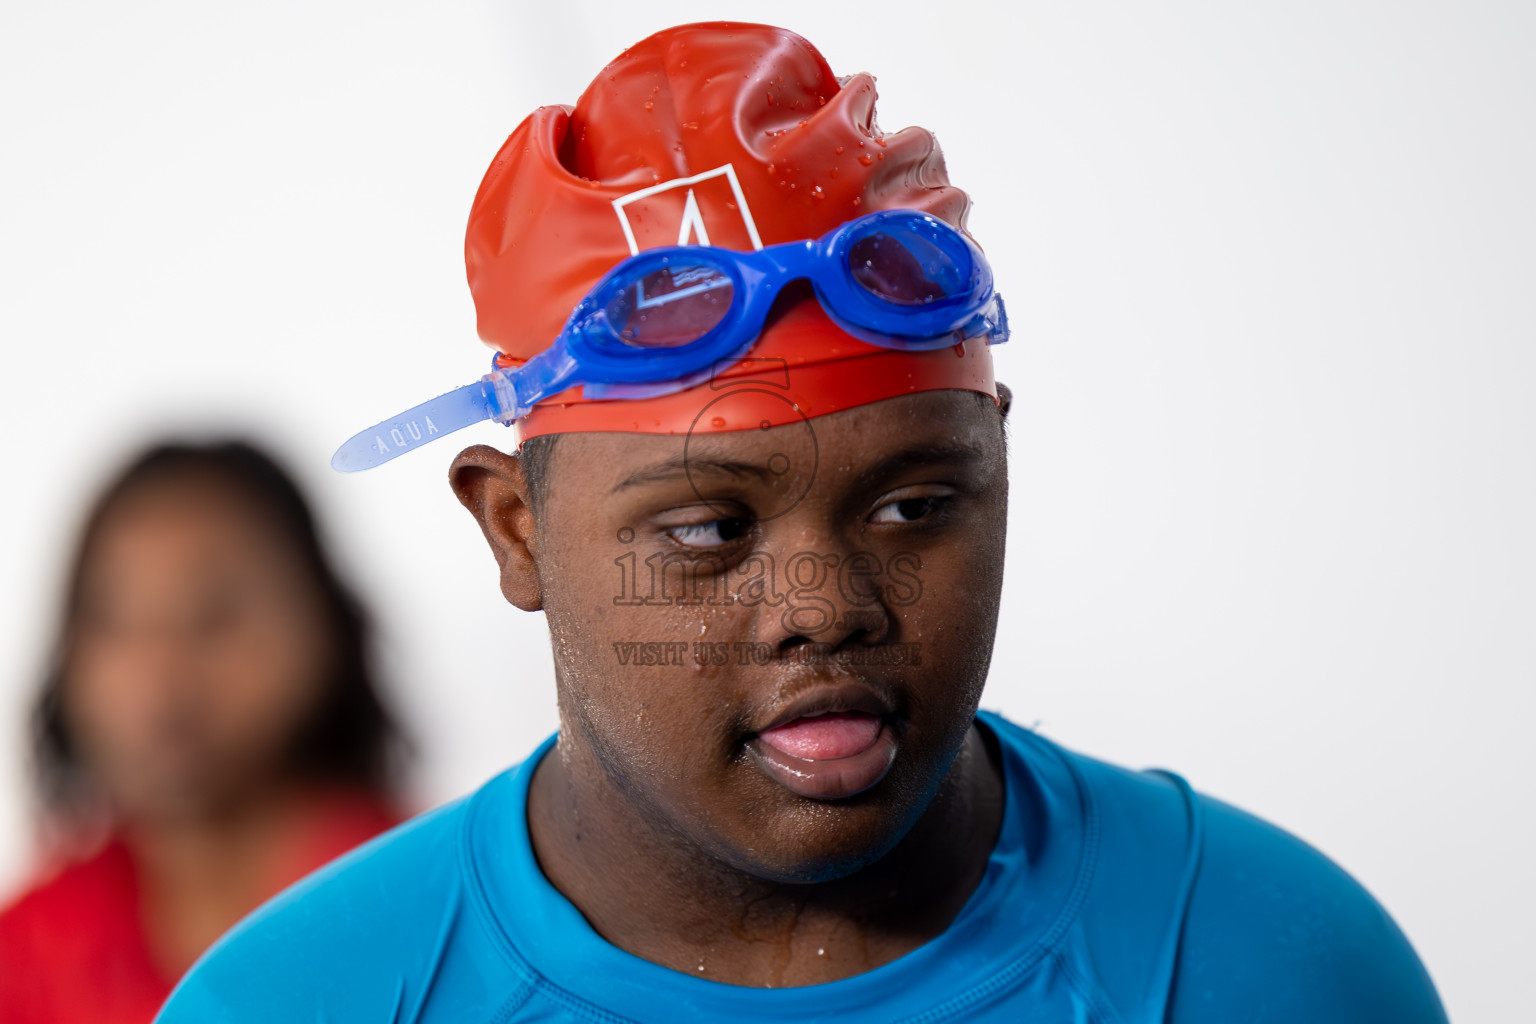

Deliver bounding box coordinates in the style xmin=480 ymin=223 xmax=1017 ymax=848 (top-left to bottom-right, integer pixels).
xmin=331 ymin=343 xmax=582 ymax=472
xmin=331 ymin=378 xmax=501 ymax=473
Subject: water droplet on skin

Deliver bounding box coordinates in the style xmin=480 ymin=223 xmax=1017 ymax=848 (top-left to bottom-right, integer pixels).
xmin=852 ymin=197 xmax=861 ymax=206
xmin=858 ymin=154 xmax=873 ymax=166
xmin=818 ymin=948 xmax=826 ymax=956
xmin=644 ymin=101 xmax=654 ymax=111
xmin=834 ymin=146 xmax=844 ymax=155
xmin=711 ymin=416 xmax=726 ymax=428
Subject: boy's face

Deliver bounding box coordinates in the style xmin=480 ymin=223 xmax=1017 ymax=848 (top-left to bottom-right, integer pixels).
xmin=457 ymin=388 xmax=1009 ymax=883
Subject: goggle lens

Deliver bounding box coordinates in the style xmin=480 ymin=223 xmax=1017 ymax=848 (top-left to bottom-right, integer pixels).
xmin=604 ymin=262 xmax=735 ymax=348
xmin=847 ymin=226 xmax=967 ymax=307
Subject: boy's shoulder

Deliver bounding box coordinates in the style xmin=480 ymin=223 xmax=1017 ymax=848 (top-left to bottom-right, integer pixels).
xmin=156 ymin=773 xmax=530 ymax=1023
xmin=986 ymin=716 xmax=1446 ymax=1023
xmin=1171 ymin=790 xmax=1447 ymax=1021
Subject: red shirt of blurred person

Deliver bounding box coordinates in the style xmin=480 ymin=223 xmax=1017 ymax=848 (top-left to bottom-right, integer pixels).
xmin=0 ymin=442 xmax=408 ymax=1023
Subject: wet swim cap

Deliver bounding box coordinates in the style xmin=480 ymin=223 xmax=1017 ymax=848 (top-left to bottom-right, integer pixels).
xmin=465 ymin=21 xmax=998 ymax=445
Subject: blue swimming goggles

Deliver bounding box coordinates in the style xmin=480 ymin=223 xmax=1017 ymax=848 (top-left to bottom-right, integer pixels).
xmin=332 ymin=209 xmax=1009 ymax=471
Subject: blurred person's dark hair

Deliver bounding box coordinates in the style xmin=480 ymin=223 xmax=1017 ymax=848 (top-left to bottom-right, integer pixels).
xmin=30 ymin=439 xmax=408 ymax=818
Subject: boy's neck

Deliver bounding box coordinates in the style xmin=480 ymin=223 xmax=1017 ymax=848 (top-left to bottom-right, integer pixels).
xmin=525 ymin=719 xmax=1006 ymax=987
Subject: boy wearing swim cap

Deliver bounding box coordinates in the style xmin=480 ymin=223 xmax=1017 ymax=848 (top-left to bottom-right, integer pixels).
xmin=158 ymin=23 xmax=1447 ymax=1023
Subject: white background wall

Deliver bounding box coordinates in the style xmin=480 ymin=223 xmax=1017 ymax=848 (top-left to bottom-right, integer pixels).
xmin=2 ymin=1 xmax=1530 ymax=1019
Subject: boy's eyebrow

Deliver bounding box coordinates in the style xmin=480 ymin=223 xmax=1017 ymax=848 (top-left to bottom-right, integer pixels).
xmin=611 ymin=456 xmax=768 ymax=493
xmin=610 ymin=441 xmax=987 ymax=495
xmin=852 ymin=442 xmax=987 ymax=489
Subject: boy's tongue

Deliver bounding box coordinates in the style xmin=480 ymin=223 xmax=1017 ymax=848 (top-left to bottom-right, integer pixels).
xmin=757 ymin=711 xmax=881 ymax=760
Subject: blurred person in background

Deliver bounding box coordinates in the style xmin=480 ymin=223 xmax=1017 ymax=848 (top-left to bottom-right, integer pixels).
xmin=0 ymin=440 xmax=407 ymax=1023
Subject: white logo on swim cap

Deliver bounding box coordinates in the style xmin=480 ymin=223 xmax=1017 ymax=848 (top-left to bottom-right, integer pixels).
xmin=612 ymin=164 xmax=764 ymax=255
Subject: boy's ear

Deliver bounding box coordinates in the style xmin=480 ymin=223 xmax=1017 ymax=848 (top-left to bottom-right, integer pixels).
xmin=449 ymin=445 xmax=543 ymax=611
xmin=995 ymin=381 xmax=1013 ymax=420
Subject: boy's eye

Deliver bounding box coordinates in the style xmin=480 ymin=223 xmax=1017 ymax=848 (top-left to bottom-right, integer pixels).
xmin=665 ymin=517 xmax=751 ymax=549
xmin=871 ymin=495 xmax=945 ymax=525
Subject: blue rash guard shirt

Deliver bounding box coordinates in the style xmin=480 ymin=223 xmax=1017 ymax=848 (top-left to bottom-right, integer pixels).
xmin=156 ymin=710 xmax=1447 ymax=1022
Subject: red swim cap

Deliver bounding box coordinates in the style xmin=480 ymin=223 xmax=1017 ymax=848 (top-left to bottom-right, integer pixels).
xmin=464 ymin=21 xmax=998 ymax=445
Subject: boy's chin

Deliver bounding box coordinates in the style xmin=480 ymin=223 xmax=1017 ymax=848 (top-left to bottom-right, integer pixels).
xmin=695 ymin=799 xmax=919 ymax=885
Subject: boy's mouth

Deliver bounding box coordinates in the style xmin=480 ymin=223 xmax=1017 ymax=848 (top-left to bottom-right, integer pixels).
xmin=745 ymin=689 xmax=899 ymax=800
xmin=758 ymin=710 xmax=883 ymax=760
